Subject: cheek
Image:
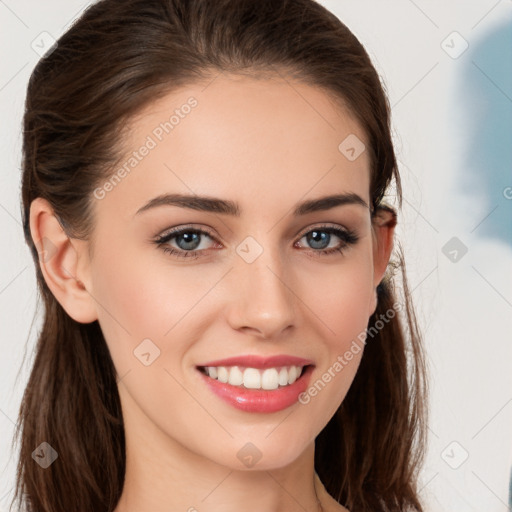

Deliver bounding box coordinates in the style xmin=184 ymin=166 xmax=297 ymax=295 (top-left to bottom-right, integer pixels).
xmin=89 ymin=240 xmax=214 ymax=371
xmin=303 ymin=245 xmax=374 ymax=346
xmin=283 ymin=252 xmax=374 ymax=445
xmin=89 ymin=244 xmax=215 ymax=435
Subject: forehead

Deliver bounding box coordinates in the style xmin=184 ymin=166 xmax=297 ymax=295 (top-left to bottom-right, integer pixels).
xmin=96 ymin=73 xmax=371 ymax=219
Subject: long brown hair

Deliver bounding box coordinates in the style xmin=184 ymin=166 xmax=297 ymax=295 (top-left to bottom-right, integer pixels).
xmin=13 ymin=1 xmax=429 ymax=510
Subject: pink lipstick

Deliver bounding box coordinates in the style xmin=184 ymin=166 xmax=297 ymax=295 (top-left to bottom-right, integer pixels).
xmin=196 ymin=354 xmax=315 ymax=413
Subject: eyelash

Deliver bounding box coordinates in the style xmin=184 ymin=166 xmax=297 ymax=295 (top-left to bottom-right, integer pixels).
xmin=153 ymin=224 xmax=359 ymax=260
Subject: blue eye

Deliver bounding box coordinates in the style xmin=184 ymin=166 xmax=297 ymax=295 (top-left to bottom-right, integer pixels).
xmin=154 ymin=224 xmax=359 ymax=260
xmin=154 ymin=227 xmax=215 ymax=259
xmin=295 ymin=225 xmax=359 ymax=257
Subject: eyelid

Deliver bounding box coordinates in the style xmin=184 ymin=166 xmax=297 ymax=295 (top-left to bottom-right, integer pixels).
xmin=155 ymin=223 xmax=218 ymax=241
xmin=295 ymin=222 xmax=352 ymax=238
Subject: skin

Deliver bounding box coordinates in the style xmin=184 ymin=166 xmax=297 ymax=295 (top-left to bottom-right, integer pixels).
xmin=30 ymin=72 xmax=395 ymax=512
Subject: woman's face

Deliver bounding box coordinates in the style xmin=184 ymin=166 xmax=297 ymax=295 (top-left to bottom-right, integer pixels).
xmin=63 ymin=73 xmax=392 ymax=470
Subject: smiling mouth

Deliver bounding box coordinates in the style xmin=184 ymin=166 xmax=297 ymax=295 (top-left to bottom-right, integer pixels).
xmin=197 ymin=364 xmax=310 ymax=390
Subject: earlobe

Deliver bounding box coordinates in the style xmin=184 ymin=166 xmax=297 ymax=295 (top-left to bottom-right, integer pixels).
xmin=29 ymin=197 xmax=98 ymax=324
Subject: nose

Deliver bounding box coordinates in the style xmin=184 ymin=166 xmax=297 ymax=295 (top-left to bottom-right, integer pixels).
xmin=225 ymin=240 xmax=297 ymax=339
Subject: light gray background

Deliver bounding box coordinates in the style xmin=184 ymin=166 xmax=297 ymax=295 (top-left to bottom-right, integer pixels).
xmin=1 ymin=1 xmax=511 ymax=511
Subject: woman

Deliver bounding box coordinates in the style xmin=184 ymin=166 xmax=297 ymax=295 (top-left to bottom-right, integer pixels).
xmin=13 ymin=0 xmax=428 ymax=511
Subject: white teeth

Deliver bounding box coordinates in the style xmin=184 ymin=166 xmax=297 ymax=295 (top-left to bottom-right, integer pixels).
xmin=261 ymin=368 xmax=279 ymax=390
xmin=243 ymin=368 xmax=261 ymax=389
xmin=228 ymin=366 xmax=244 ymax=386
xmin=217 ymin=366 xmax=229 ymax=383
xmin=278 ymin=368 xmax=288 ymax=386
xmin=203 ymin=365 xmax=304 ymax=390
xmin=288 ymin=366 xmax=298 ymax=384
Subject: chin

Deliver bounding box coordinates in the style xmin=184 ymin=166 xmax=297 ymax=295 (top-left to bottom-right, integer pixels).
xmin=217 ymin=433 xmax=313 ymax=472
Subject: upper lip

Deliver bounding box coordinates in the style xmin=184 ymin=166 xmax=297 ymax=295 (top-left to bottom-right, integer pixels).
xmin=197 ymin=354 xmax=314 ymax=369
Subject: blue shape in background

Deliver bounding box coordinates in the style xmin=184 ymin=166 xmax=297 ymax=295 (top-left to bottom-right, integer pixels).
xmin=459 ymin=21 xmax=512 ymax=245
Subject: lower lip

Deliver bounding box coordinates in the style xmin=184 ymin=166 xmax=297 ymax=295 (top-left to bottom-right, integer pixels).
xmin=197 ymin=366 xmax=314 ymax=413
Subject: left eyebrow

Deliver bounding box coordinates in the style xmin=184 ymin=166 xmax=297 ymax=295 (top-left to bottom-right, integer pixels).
xmin=133 ymin=192 xmax=369 ymax=218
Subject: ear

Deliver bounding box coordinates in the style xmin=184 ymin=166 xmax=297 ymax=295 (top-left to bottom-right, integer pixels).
xmin=29 ymin=197 xmax=98 ymax=324
xmin=368 ymin=205 xmax=397 ymax=316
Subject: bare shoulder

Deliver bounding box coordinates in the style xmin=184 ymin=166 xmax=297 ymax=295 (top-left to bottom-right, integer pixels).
xmin=314 ymin=473 xmax=351 ymax=512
